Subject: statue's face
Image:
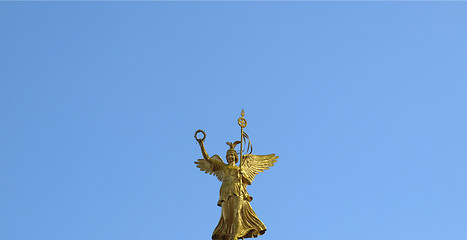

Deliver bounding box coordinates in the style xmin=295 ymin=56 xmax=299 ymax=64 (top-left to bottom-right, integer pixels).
xmin=226 ymin=151 xmax=236 ymax=164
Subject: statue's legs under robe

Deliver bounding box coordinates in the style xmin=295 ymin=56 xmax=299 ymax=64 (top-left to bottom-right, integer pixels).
xmin=212 ymin=196 xmax=266 ymax=240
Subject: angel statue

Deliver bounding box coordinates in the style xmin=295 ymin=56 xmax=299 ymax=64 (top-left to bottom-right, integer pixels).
xmin=194 ymin=110 xmax=278 ymax=240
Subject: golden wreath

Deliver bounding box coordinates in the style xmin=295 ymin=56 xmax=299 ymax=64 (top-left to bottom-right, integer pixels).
xmin=194 ymin=129 xmax=206 ymax=142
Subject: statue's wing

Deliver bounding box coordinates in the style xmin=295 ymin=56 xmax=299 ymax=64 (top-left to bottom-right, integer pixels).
xmin=194 ymin=155 xmax=225 ymax=181
xmin=240 ymin=154 xmax=278 ymax=185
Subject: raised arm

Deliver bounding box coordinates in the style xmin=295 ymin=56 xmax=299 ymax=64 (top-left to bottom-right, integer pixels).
xmin=197 ymin=139 xmax=225 ymax=168
xmin=198 ymin=140 xmax=212 ymax=163
xmin=195 ymin=139 xmax=226 ymax=180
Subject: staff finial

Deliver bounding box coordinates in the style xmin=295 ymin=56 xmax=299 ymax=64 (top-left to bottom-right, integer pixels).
xmin=238 ymin=109 xmax=248 ymax=163
xmin=238 ymin=109 xmax=247 ymax=128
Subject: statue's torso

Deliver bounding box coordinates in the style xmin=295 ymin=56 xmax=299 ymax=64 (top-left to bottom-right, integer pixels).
xmin=218 ymin=165 xmax=250 ymax=205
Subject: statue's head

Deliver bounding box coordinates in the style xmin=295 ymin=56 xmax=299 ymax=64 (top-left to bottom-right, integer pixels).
xmin=226 ymin=141 xmax=240 ymax=164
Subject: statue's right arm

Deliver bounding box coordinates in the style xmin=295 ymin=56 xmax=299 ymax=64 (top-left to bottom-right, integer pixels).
xmin=198 ymin=141 xmax=213 ymax=164
xmin=196 ymin=140 xmax=224 ymax=174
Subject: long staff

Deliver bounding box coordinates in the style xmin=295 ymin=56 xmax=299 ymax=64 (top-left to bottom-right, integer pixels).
xmin=237 ymin=109 xmax=247 ymax=163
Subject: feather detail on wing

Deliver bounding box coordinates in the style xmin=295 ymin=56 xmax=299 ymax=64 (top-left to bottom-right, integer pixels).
xmin=194 ymin=155 xmax=225 ymax=181
xmin=240 ymin=154 xmax=278 ymax=185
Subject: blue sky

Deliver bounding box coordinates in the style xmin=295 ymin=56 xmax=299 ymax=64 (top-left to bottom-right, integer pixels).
xmin=1 ymin=2 xmax=466 ymax=240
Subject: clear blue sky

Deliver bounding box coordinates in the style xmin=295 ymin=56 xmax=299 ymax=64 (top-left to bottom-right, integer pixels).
xmin=1 ymin=2 xmax=466 ymax=240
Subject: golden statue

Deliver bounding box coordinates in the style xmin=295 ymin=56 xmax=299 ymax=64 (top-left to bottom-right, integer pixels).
xmin=194 ymin=110 xmax=278 ymax=240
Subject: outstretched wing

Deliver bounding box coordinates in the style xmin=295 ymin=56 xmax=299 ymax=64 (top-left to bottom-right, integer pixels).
xmin=194 ymin=155 xmax=225 ymax=181
xmin=240 ymin=154 xmax=278 ymax=185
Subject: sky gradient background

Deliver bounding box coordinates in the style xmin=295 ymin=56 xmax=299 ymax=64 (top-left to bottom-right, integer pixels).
xmin=1 ymin=2 xmax=466 ymax=240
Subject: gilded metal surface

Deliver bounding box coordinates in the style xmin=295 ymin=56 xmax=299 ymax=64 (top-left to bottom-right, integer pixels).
xmin=194 ymin=110 xmax=278 ymax=240
xmin=237 ymin=109 xmax=247 ymax=128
